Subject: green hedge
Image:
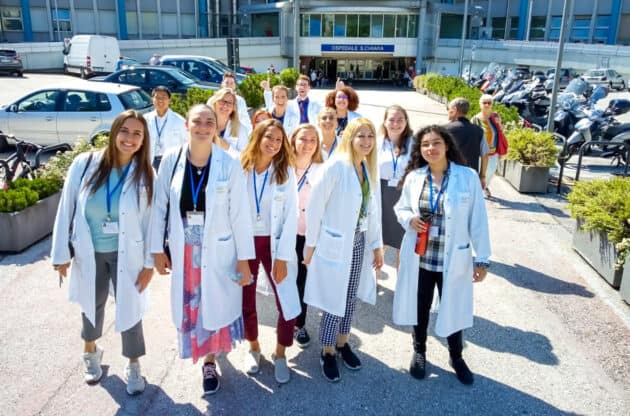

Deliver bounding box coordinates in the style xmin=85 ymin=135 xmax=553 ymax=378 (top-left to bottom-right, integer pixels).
xmin=170 ymin=88 xmax=215 ymax=118
xmin=238 ymin=67 xmax=300 ymax=109
xmin=504 ymin=128 xmax=558 ymax=167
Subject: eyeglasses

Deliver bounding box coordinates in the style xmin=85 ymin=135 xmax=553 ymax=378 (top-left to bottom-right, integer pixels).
xmin=320 ymin=115 xmax=336 ymax=120
xmin=481 ymin=101 xmax=493 ymax=105
xmin=336 ymin=95 xmax=349 ymax=100
xmin=218 ymin=99 xmax=234 ymax=107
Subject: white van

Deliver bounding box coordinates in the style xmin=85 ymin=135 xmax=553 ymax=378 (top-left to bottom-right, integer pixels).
xmin=62 ymin=35 xmax=120 ymax=78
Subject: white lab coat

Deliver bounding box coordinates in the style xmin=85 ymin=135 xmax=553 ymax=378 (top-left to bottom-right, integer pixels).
xmin=393 ymin=163 xmax=491 ymax=337
xmin=222 ymin=119 xmax=249 ymax=154
xmin=249 ymin=166 xmax=301 ymax=320
xmin=50 ymin=150 xmax=154 ymax=332
xmin=263 ymin=90 xmax=300 ymax=137
xmin=144 ymin=109 xmax=188 ymax=161
xmin=148 ymin=144 xmax=256 ymax=330
xmin=288 ymin=96 xmax=323 ymax=124
xmin=235 ymin=94 xmax=253 ymax=137
xmin=304 ymin=157 xmax=383 ymax=317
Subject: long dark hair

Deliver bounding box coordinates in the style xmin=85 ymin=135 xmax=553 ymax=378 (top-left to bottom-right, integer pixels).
xmin=241 ymin=119 xmax=295 ymax=185
xmin=85 ymin=110 xmax=154 ymax=205
xmin=400 ymin=125 xmax=466 ymax=187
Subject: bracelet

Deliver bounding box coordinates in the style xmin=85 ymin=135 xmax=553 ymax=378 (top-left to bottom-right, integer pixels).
xmin=474 ymin=261 xmax=490 ymax=270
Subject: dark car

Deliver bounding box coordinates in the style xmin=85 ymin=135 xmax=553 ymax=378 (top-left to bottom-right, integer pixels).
xmin=0 ymin=49 xmax=24 ymax=77
xmin=158 ymin=55 xmax=246 ymax=84
xmin=92 ymin=65 xmax=220 ymax=95
xmin=544 ymin=68 xmax=575 ymax=92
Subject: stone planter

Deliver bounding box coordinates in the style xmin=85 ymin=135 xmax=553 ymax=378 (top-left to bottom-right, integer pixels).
xmin=572 ymin=219 xmax=623 ymax=288
xmin=0 ymin=192 xmax=61 ymax=252
xmin=496 ymin=158 xmax=507 ymax=177
xmin=504 ymin=159 xmax=550 ymax=193
xmin=620 ymin=257 xmax=630 ymax=304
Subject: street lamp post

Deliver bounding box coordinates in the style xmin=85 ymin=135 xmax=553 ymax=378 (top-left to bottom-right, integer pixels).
xmin=458 ymin=0 xmax=470 ymax=77
xmin=546 ymin=0 xmax=572 ymax=132
xmin=468 ymin=43 xmax=476 ymax=81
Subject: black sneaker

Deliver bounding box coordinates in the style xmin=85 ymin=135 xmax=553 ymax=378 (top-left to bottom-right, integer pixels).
xmin=320 ymin=352 xmax=340 ymax=382
xmin=294 ymin=327 xmax=311 ymax=348
xmin=202 ymin=362 xmax=220 ymax=395
xmin=409 ymin=352 xmax=426 ymax=380
xmin=450 ymin=358 xmax=474 ymax=385
xmin=336 ymin=343 xmax=362 ymax=370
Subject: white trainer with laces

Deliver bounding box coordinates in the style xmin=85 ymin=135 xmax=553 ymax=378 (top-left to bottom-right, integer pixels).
xmin=125 ymin=362 xmax=146 ymax=395
xmin=83 ymin=345 xmax=104 ymax=384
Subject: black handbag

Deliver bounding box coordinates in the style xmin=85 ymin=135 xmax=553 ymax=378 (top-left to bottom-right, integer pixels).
xmin=163 ymin=148 xmax=183 ymax=262
xmin=68 ymin=153 xmax=93 ymax=258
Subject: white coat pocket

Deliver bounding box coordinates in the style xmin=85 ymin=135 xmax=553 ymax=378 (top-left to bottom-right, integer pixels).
xmin=216 ymin=234 xmax=236 ymax=270
xmin=316 ymin=226 xmax=345 ymax=263
xmin=214 ymin=181 xmax=229 ymax=204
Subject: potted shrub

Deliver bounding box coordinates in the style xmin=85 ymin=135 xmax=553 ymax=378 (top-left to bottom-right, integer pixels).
xmin=503 ymin=128 xmax=558 ymax=193
xmin=567 ymin=178 xmax=630 ymax=288
xmin=0 ymin=136 xmax=107 ymax=252
xmin=618 ymin=238 xmax=630 ymax=303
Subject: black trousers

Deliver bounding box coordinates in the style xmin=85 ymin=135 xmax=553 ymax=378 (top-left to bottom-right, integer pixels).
xmin=295 ymin=235 xmax=308 ymax=328
xmin=413 ymin=268 xmax=463 ymax=359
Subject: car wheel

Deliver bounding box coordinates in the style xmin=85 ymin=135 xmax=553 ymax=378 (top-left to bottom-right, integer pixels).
xmin=619 ymin=81 xmax=626 ymax=91
xmin=0 ymin=133 xmax=8 ymax=153
xmin=16 ymin=70 xmax=23 ymax=77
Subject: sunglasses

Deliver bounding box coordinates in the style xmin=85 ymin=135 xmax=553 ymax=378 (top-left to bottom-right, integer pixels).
xmin=482 ymin=101 xmax=492 ymax=105
xmin=336 ymin=95 xmax=349 ymax=100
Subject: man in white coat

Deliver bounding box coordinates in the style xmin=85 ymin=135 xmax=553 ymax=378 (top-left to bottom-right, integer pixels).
xmin=144 ymin=86 xmax=187 ymax=169
xmin=289 ymin=74 xmax=323 ymax=125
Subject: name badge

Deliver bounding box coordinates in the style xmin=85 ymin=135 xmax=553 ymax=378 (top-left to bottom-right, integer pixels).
xmin=429 ymin=225 xmax=439 ymax=238
xmin=102 ymin=221 xmax=119 ymax=234
xmin=186 ymin=211 xmax=204 ymax=226
xmin=253 ymin=217 xmax=266 ymax=233
xmin=387 ymin=178 xmax=399 ymax=188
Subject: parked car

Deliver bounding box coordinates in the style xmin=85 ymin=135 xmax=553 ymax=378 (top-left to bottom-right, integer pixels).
xmin=581 ymin=68 xmax=626 ymax=91
xmin=158 ymin=55 xmax=246 ymax=84
xmin=0 ymin=49 xmax=24 ymax=77
xmin=62 ymin=35 xmax=120 ymax=78
xmin=0 ymin=81 xmax=153 ymax=150
xmin=236 ymin=65 xmax=256 ymax=75
xmin=544 ymin=68 xmax=574 ymax=92
xmin=92 ymin=65 xmax=220 ymax=95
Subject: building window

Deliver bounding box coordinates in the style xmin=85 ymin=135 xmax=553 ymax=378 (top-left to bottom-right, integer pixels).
xmin=492 ymin=17 xmax=505 ymax=39
xmin=322 ymin=14 xmax=334 ymax=37
xmin=571 ymin=16 xmax=590 ymax=42
xmin=408 ymin=15 xmax=418 ymax=37
xmin=346 ymin=14 xmax=358 ymax=37
xmin=384 ymin=15 xmax=395 ymax=37
xmin=334 ymin=15 xmax=345 ymax=37
xmin=300 ymin=14 xmax=309 ymax=37
xmin=529 ymin=16 xmax=545 ymax=40
xmin=549 ymin=16 xmax=562 ymax=40
xmin=508 ymin=17 xmax=519 ymax=39
xmin=1 ymin=7 xmax=23 ymax=31
xmin=358 ymin=15 xmax=370 ymax=37
xmin=309 ymin=14 xmax=321 ymax=36
xmin=252 ymin=13 xmax=279 ymax=37
xmin=371 ymin=14 xmax=383 ymax=38
xmin=396 ymin=15 xmax=408 ymax=37
xmin=52 ymin=8 xmax=72 ymax=32
xmin=440 ymin=13 xmax=463 ymax=39
xmin=594 ymin=15 xmax=610 ymax=43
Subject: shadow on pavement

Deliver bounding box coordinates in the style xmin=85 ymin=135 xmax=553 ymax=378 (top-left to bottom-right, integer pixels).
xmin=0 ymin=236 xmax=51 ymax=266
xmin=491 ymin=261 xmax=594 ymax=298
xmin=491 ymin=195 xmax=570 ymax=218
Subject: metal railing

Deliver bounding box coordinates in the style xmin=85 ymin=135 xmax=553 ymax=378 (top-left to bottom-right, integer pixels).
xmin=574 ymin=141 xmax=630 ymax=181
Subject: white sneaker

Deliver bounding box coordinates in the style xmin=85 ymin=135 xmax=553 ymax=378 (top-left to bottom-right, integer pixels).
xmin=83 ymin=346 xmax=104 ymax=384
xmin=244 ymin=350 xmax=261 ymax=375
xmin=272 ymin=354 xmax=291 ymax=384
xmin=125 ymin=362 xmax=146 ymax=395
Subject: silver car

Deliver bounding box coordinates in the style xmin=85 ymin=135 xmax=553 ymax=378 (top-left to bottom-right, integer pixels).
xmin=0 ymin=81 xmax=153 ymax=151
xmin=581 ymin=68 xmax=626 ymax=91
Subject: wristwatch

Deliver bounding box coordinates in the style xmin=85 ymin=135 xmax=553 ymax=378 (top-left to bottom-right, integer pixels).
xmin=474 ymin=261 xmax=490 ymax=270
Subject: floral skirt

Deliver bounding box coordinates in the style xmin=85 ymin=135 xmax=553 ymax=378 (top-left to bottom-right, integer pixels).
xmin=178 ymin=220 xmax=244 ymax=363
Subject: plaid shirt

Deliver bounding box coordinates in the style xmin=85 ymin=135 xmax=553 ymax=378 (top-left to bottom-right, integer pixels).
xmin=417 ymin=172 xmax=448 ymax=272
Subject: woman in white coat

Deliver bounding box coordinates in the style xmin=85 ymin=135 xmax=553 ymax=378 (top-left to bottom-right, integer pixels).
xmin=51 ymin=110 xmax=155 ymax=395
xmin=289 ymin=124 xmax=324 ymax=348
xmin=150 ymin=104 xmax=255 ymax=395
xmin=208 ymin=88 xmax=249 ymax=154
xmin=303 ymin=117 xmax=384 ymax=382
xmin=324 ymin=86 xmax=362 ymax=136
xmin=262 ymin=81 xmax=300 ymax=138
xmin=240 ymin=119 xmax=300 ymax=384
xmin=317 ymin=107 xmax=340 ymax=161
xmin=394 ymin=125 xmax=490 ymax=385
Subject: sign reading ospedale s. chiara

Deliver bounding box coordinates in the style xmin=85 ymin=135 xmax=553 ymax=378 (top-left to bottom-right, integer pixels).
xmin=321 ymin=44 xmax=395 ymax=53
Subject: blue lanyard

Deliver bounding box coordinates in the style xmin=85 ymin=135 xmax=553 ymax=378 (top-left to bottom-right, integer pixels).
xmin=328 ymin=138 xmax=338 ymax=156
xmin=297 ymin=163 xmax=311 ymax=192
xmin=388 ymin=139 xmax=400 ymax=177
xmin=428 ymin=169 xmax=448 ymax=214
xmin=105 ymin=163 xmax=131 ymax=219
xmin=154 ymin=114 xmax=168 ymax=139
xmin=253 ymin=169 xmax=269 ymax=219
xmin=188 ymin=158 xmax=210 ymax=211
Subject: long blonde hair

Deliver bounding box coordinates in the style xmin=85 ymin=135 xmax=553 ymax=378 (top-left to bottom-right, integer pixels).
xmin=209 ymin=88 xmax=240 ymax=137
xmin=241 ymin=119 xmax=295 ymax=185
xmin=335 ymin=117 xmax=378 ymax=184
xmin=289 ymin=124 xmax=324 ymax=164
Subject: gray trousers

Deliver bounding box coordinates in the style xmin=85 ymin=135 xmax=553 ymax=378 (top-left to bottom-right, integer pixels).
xmin=81 ymin=251 xmax=146 ymax=359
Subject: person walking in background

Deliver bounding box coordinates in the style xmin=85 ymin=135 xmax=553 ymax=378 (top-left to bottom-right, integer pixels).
xmin=393 ymin=125 xmax=490 ymax=386
xmin=289 ymin=124 xmax=324 ymax=348
xmin=221 ymin=72 xmax=252 ymax=136
xmin=51 ymin=110 xmax=155 ymax=395
xmin=144 ymin=86 xmax=188 ymax=170
xmin=207 ymin=88 xmax=249 ymax=155
xmin=262 ymin=81 xmax=299 ymax=137
xmin=240 ymin=119 xmax=301 ymax=384
xmin=303 ymin=118 xmax=384 ymax=382
xmin=148 ymin=54 xmax=160 ymax=65
xmin=317 ymin=107 xmax=340 ymax=161
xmin=444 ymin=97 xmax=488 ymax=188
xmin=290 ymin=75 xmax=323 ymax=125
xmin=325 ymin=85 xmax=362 ymax=136
xmin=471 ymin=94 xmax=505 ymax=197
xmin=150 ymin=104 xmax=255 ymax=395
xmin=251 ymin=109 xmax=272 ymax=129
xmin=377 ymin=105 xmax=413 ymax=266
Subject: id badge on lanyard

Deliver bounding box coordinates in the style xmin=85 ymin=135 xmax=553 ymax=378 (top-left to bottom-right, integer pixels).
xmin=102 ymin=221 xmax=119 ymax=234
xmin=253 ymin=168 xmax=269 ymax=233
xmin=186 ymin=211 xmax=204 ymax=226
xmin=103 ymin=164 xmax=131 ymax=235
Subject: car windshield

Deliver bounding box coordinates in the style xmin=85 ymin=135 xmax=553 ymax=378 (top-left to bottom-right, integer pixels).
xmin=564 ymin=79 xmax=588 ymax=95
xmin=118 ymin=89 xmax=153 ymax=110
xmin=586 ymin=70 xmax=605 ymax=77
xmin=168 ymin=69 xmax=199 ymax=85
xmin=0 ymin=50 xmax=17 ymax=57
xmin=201 ymin=58 xmax=230 ymax=71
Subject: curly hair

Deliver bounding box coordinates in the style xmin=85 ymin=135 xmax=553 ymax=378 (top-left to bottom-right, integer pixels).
xmin=240 ymin=119 xmax=295 ymax=185
xmin=325 ymin=86 xmax=359 ymax=111
xmin=400 ymin=125 xmax=466 ymax=187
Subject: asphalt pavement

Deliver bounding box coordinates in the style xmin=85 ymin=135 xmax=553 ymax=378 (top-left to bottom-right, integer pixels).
xmin=0 ymin=82 xmax=629 ymax=415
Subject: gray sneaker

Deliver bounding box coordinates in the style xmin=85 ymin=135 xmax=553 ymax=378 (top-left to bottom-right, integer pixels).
xmin=125 ymin=362 xmax=146 ymax=395
xmin=244 ymin=350 xmax=261 ymax=375
xmin=83 ymin=346 xmax=104 ymax=384
xmin=272 ymin=354 xmax=291 ymax=384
